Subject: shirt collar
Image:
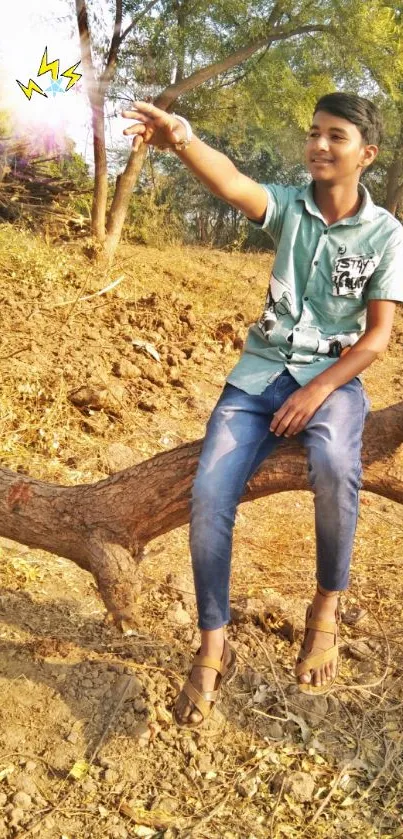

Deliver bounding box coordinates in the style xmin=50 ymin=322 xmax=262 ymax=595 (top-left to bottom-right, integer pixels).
xmin=296 ymin=181 xmax=375 ymax=225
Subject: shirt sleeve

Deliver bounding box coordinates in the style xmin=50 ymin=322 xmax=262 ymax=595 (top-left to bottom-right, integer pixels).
xmin=365 ymin=225 xmax=403 ymax=303
xmin=248 ymin=183 xmax=294 ymax=246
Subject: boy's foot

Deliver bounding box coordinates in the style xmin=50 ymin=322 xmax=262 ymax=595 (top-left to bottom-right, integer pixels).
xmin=296 ymin=589 xmax=339 ymax=691
xmin=173 ymin=640 xmax=235 ymax=727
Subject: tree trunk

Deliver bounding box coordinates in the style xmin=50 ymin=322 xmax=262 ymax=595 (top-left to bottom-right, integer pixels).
xmin=384 ymin=117 xmax=403 ymax=216
xmin=91 ymin=97 xmax=108 ymax=242
xmin=385 ymin=156 xmax=403 ymax=216
xmin=172 ymin=0 xmax=188 ymax=83
xmin=103 ymin=143 xmax=148 ymax=262
xmin=1 ymin=401 xmax=402 ymax=629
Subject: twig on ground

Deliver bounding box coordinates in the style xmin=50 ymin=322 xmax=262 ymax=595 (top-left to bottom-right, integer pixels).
xmin=249 ymin=627 xmax=289 ymax=718
xmin=184 ymin=790 xmax=232 ymax=835
xmin=0 ymin=344 xmax=33 ymax=361
xmin=307 ymin=761 xmax=352 ymax=829
xmin=335 ymin=605 xmax=391 ymax=694
xmin=51 ymin=274 xmax=125 ymax=308
xmin=358 ymin=735 xmax=403 ymax=802
xmin=269 ymin=773 xmax=285 ymax=839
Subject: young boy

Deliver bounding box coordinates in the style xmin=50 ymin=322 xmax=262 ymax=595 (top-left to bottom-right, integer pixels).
xmin=123 ymin=93 xmax=403 ymax=728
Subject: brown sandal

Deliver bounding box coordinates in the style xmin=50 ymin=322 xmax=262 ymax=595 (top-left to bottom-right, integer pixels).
xmin=172 ymin=639 xmax=237 ymax=729
xmin=295 ymin=604 xmax=339 ymax=695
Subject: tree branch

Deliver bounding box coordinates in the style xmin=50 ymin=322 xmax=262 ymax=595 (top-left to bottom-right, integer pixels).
xmin=211 ymin=42 xmax=272 ymax=91
xmin=75 ymin=0 xmax=97 ymax=100
xmin=0 ymin=398 xmax=402 ymax=631
xmin=119 ymin=0 xmax=161 ymax=46
xmin=100 ymin=0 xmax=123 ymax=85
xmin=154 ymin=23 xmax=333 ymax=110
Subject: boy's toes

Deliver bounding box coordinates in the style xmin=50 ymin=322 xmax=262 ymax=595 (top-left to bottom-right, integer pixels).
xmin=174 ymin=693 xmax=204 ymax=726
xmin=188 ymin=707 xmax=203 ymax=724
xmin=174 ymin=694 xmax=191 ymax=722
xmin=312 ymin=668 xmax=321 ymax=687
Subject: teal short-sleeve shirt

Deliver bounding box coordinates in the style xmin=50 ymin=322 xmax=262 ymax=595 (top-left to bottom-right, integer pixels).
xmin=226 ymin=182 xmax=403 ymax=394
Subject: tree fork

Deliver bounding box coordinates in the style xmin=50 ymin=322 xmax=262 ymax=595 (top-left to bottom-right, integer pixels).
xmin=1 ymin=401 xmax=402 ymax=627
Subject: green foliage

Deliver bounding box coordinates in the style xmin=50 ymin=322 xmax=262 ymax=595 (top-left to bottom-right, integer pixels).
xmin=99 ymin=0 xmax=403 ymax=233
xmin=123 ymin=176 xmax=184 ymax=247
xmin=9 ymin=0 xmax=403 ymax=244
xmin=150 ymin=127 xmax=308 ymax=250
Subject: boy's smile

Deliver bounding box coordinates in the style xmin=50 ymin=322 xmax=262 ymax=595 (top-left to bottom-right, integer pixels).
xmin=305 ymin=110 xmax=377 ymax=184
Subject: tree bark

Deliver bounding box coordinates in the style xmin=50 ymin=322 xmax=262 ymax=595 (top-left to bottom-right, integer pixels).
xmin=384 ymin=115 xmax=403 ymax=216
xmin=91 ymin=98 xmax=108 ymax=242
xmin=76 ymin=0 xmax=109 ymax=241
xmin=104 ymin=143 xmax=148 ymax=261
xmin=385 ymin=156 xmax=403 ymax=216
xmin=1 ymin=401 xmax=402 ymax=628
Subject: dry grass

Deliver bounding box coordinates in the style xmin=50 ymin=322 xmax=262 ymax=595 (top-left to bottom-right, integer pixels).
xmin=0 ymin=225 xmax=402 ymax=838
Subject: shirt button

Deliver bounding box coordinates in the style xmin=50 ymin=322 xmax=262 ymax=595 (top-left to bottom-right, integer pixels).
xmin=313 ymin=260 xmax=318 ymax=266
xmin=304 ymin=296 xmax=309 ymax=301
xmin=323 ymin=229 xmax=328 ymax=235
xmin=295 ymin=327 xmax=300 ymax=331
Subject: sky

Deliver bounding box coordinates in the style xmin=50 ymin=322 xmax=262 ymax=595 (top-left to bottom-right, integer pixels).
xmin=0 ymin=0 xmax=130 ymax=165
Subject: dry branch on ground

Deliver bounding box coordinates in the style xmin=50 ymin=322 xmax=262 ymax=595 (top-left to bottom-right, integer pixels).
xmin=0 ymin=399 xmax=402 ymax=627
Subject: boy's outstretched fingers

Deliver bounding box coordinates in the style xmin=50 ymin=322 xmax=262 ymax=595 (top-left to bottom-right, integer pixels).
xmin=122 ymin=101 xmax=172 ymax=133
xmin=121 ymin=109 xmax=155 ymax=150
xmin=122 ymin=114 xmax=148 ymax=136
xmin=122 ymin=101 xmax=180 ymax=150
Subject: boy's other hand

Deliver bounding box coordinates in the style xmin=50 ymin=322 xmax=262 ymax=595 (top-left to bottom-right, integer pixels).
xmin=270 ymin=383 xmax=331 ymax=437
xmin=122 ymin=101 xmax=186 ymax=152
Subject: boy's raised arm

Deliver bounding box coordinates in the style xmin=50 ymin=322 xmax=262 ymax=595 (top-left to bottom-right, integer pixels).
xmin=176 ymin=137 xmax=268 ymax=223
xmin=122 ymin=101 xmax=268 ymax=224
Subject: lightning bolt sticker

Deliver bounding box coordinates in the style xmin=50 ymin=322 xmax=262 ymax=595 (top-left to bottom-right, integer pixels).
xmin=61 ymin=61 xmax=82 ymax=91
xmin=38 ymin=47 xmax=60 ymax=81
xmin=16 ymin=49 xmax=82 ymax=101
xmin=16 ymin=79 xmax=47 ymax=100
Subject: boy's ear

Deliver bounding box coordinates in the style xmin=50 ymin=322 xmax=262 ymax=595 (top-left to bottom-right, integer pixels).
xmin=361 ymin=144 xmax=378 ymax=169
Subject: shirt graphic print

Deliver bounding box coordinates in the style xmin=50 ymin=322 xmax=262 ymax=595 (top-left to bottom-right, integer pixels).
xmin=331 ymin=254 xmax=380 ymax=298
xmin=258 ymin=274 xmax=292 ymax=340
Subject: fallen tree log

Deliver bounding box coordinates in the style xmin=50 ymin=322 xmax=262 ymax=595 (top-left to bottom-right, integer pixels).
xmin=0 ymin=400 xmax=402 ymax=628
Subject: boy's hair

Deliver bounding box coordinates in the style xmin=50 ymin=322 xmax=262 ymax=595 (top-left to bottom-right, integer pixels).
xmin=313 ymin=92 xmax=383 ymax=146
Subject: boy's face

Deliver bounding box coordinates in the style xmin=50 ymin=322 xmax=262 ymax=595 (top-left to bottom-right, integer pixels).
xmin=305 ymin=110 xmax=378 ymax=184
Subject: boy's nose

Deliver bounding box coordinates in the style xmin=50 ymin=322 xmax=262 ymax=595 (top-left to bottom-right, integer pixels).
xmin=315 ymin=135 xmax=330 ymax=151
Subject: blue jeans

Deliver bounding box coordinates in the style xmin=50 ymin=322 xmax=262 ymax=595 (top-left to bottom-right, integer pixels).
xmin=190 ymin=370 xmax=370 ymax=630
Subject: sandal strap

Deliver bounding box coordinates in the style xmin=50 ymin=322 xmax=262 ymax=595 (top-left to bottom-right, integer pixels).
xmin=180 ymin=678 xmax=219 ymax=718
xmin=306 ymin=616 xmax=337 ymax=634
xmin=193 ymin=653 xmax=224 ymax=673
xmin=174 ymin=642 xmax=235 ymax=725
xmin=296 ymin=644 xmax=338 ymax=677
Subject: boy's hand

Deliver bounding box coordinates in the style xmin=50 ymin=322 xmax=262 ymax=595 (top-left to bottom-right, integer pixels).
xmin=270 ymin=383 xmax=331 ymax=437
xmin=122 ymin=101 xmax=186 ymax=152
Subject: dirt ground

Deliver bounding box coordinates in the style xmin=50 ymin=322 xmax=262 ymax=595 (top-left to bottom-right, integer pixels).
xmin=0 ymin=225 xmax=402 ymax=839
